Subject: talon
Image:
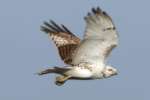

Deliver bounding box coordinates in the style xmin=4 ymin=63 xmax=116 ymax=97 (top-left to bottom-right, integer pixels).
xmin=56 ymin=76 xmax=64 ymax=81
xmin=55 ymin=81 xmax=65 ymax=86
xmin=55 ymin=75 xmax=71 ymax=86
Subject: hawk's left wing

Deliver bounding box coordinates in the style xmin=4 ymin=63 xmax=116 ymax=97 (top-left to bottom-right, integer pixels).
xmin=41 ymin=20 xmax=80 ymax=64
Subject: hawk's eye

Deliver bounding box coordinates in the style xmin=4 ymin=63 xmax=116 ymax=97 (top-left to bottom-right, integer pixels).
xmin=108 ymin=69 xmax=113 ymax=71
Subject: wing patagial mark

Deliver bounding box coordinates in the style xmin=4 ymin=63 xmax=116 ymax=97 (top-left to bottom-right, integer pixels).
xmin=103 ymin=27 xmax=116 ymax=31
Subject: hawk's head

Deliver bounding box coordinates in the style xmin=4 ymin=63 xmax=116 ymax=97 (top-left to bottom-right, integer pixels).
xmin=102 ymin=65 xmax=118 ymax=78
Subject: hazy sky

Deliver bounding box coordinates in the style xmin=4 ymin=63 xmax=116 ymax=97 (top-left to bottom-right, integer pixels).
xmin=0 ymin=0 xmax=149 ymax=100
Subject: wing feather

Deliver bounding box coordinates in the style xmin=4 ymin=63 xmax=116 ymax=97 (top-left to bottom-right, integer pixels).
xmin=84 ymin=7 xmax=118 ymax=59
xmin=72 ymin=7 xmax=118 ymax=65
xmin=41 ymin=20 xmax=80 ymax=64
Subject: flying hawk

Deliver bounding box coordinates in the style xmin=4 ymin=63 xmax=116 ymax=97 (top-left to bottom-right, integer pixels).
xmin=38 ymin=7 xmax=119 ymax=86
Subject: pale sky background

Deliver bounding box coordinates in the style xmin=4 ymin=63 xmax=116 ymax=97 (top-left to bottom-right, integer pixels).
xmin=0 ymin=0 xmax=149 ymax=100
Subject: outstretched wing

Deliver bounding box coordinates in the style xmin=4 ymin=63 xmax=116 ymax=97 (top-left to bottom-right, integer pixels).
xmin=84 ymin=7 xmax=118 ymax=59
xmin=72 ymin=7 xmax=118 ymax=65
xmin=84 ymin=7 xmax=118 ymax=57
xmin=41 ymin=20 xmax=80 ymax=64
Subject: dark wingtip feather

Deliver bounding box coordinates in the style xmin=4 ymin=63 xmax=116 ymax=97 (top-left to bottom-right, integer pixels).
xmin=49 ymin=20 xmax=65 ymax=32
xmin=40 ymin=26 xmax=51 ymax=33
xmin=97 ymin=7 xmax=102 ymax=13
xmin=91 ymin=7 xmax=104 ymax=15
xmin=43 ymin=21 xmax=60 ymax=33
xmin=61 ymin=24 xmax=74 ymax=35
xmin=43 ymin=21 xmax=51 ymax=28
xmin=87 ymin=12 xmax=91 ymax=16
xmin=103 ymin=11 xmax=109 ymax=17
xmin=92 ymin=7 xmax=97 ymax=14
xmin=41 ymin=20 xmax=74 ymax=35
xmin=49 ymin=20 xmax=56 ymax=24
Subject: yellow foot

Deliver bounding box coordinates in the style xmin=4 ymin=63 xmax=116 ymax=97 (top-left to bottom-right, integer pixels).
xmin=55 ymin=75 xmax=71 ymax=86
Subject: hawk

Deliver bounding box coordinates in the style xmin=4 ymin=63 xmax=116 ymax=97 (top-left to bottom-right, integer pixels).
xmin=38 ymin=7 xmax=119 ymax=86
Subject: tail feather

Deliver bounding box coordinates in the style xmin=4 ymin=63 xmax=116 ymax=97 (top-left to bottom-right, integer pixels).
xmin=38 ymin=67 xmax=71 ymax=75
xmin=38 ymin=68 xmax=56 ymax=75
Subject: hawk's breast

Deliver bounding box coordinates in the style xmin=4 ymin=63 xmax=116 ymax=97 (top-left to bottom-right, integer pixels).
xmin=72 ymin=38 xmax=105 ymax=68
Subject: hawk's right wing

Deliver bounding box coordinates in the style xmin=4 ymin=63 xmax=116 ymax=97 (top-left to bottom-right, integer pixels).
xmin=83 ymin=7 xmax=118 ymax=59
xmin=72 ymin=7 xmax=118 ymax=66
xmin=41 ymin=20 xmax=80 ymax=65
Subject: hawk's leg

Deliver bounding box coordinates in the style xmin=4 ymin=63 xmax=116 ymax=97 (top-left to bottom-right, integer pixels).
xmin=55 ymin=75 xmax=71 ymax=86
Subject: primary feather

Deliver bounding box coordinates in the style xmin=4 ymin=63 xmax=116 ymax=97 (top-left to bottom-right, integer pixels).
xmin=41 ymin=20 xmax=80 ymax=64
